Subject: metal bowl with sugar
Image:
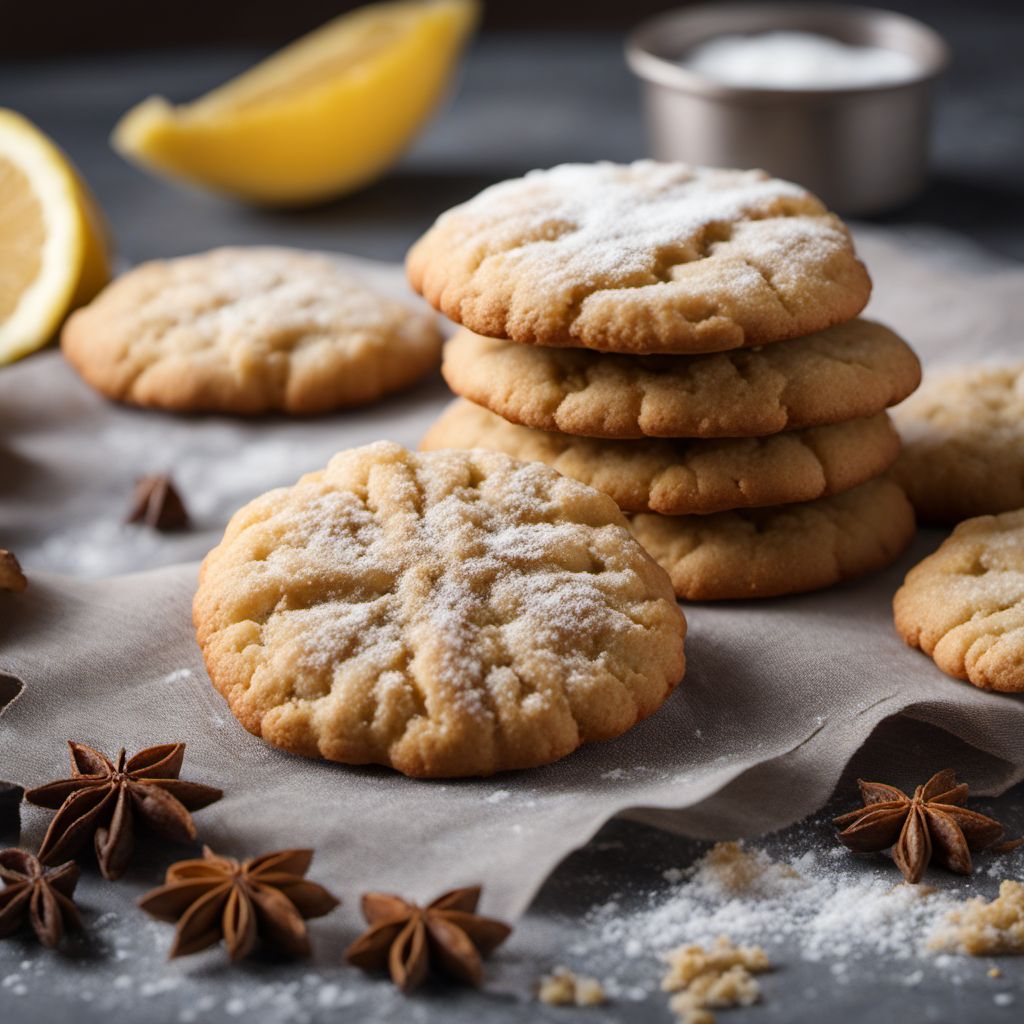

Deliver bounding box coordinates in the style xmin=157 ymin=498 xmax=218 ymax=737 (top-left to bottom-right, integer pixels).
xmin=626 ymin=3 xmax=949 ymax=214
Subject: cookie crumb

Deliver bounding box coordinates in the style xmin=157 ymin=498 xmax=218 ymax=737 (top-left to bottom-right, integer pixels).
xmin=929 ymin=880 xmax=1024 ymax=955
xmin=678 ymin=1011 xmax=715 ymax=1024
xmin=662 ymin=936 xmax=770 ymax=1023
xmin=538 ymin=966 xmax=607 ymax=1006
xmin=698 ymin=841 xmax=800 ymax=893
xmin=988 ymin=966 xmax=1003 ymax=978
xmin=0 ymin=549 xmax=27 ymax=592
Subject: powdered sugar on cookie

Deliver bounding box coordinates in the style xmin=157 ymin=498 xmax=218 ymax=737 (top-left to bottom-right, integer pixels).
xmin=194 ymin=442 xmax=686 ymax=777
xmin=408 ymin=161 xmax=871 ymax=353
xmin=63 ymin=247 xmax=443 ymax=414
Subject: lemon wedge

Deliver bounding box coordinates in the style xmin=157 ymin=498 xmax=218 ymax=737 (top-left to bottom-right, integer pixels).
xmin=0 ymin=109 xmax=110 ymax=366
xmin=112 ymin=0 xmax=479 ymax=206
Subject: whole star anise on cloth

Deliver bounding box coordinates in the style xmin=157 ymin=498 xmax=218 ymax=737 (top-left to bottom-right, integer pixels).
xmin=126 ymin=474 xmax=189 ymax=531
xmin=345 ymin=886 xmax=512 ymax=993
xmin=0 ymin=849 xmax=81 ymax=947
xmin=0 ymin=549 xmax=28 ymax=592
xmin=138 ymin=846 xmax=340 ymax=960
xmin=24 ymin=742 xmax=222 ymax=880
xmin=833 ymin=769 xmax=1007 ymax=883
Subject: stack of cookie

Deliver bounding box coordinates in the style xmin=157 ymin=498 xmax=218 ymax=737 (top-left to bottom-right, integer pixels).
xmin=411 ymin=162 xmax=920 ymax=599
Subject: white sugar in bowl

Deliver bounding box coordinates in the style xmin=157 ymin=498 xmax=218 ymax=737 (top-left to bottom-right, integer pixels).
xmin=626 ymin=3 xmax=949 ymax=214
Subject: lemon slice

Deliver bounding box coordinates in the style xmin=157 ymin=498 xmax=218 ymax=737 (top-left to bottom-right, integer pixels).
xmin=0 ymin=110 xmax=110 ymax=366
xmin=113 ymin=0 xmax=479 ymax=206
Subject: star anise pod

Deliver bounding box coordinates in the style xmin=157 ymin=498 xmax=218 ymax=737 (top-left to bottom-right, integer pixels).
xmin=0 ymin=849 xmax=81 ymax=947
xmin=138 ymin=845 xmax=340 ymax=960
xmin=126 ymin=474 xmax=189 ymax=530
xmin=833 ymin=769 xmax=1007 ymax=884
xmin=0 ymin=781 xmax=22 ymax=836
xmin=0 ymin=549 xmax=27 ymax=592
xmin=346 ymin=886 xmax=512 ymax=993
xmin=24 ymin=742 xmax=222 ymax=880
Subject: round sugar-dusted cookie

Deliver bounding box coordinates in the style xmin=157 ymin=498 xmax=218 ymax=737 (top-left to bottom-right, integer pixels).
xmin=408 ymin=161 xmax=871 ymax=354
xmin=894 ymin=509 xmax=1024 ymax=692
xmin=892 ymin=363 xmax=1024 ymax=524
xmin=193 ymin=442 xmax=686 ymax=777
xmin=62 ymin=247 xmax=443 ymax=415
xmin=421 ymin=399 xmax=900 ymax=516
xmin=629 ymin=478 xmax=915 ymax=601
xmin=442 ymin=319 xmax=920 ymax=439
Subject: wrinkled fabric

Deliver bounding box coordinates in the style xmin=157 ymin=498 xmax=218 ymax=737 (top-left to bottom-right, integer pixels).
xmin=2 ymin=233 xmax=1023 ymax=923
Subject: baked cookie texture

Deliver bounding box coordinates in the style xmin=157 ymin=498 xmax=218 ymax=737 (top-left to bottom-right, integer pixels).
xmin=422 ymin=399 xmax=901 ymax=516
xmin=892 ymin=363 xmax=1024 ymax=524
xmin=407 ymin=162 xmax=871 ymax=354
xmin=442 ymin=319 xmax=920 ymax=439
xmin=894 ymin=510 xmax=1024 ymax=692
xmin=62 ymin=247 xmax=443 ymax=415
xmin=194 ymin=442 xmax=686 ymax=777
xmin=630 ymin=478 xmax=915 ymax=601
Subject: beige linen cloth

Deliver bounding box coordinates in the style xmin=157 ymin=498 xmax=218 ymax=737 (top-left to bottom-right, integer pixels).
xmin=1 ymin=229 xmax=1023 ymax=923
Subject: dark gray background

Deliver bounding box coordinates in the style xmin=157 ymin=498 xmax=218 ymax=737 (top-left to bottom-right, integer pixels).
xmin=2 ymin=3 xmax=1023 ymax=1021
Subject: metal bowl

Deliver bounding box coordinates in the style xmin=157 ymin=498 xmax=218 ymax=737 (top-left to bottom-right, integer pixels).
xmin=626 ymin=3 xmax=949 ymax=214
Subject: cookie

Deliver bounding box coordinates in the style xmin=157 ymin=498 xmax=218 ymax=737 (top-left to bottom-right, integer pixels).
xmin=894 ymin=510 xmax=1024 ymax=692
xmin=193 ymin=441 xmax=686 ymax=777
xmin=892 ymin=363 xmax=1024 ymax=524
xmin=442 ymin=319 xmax=920 ymax=439
xmin=421 ymin=399 xmax=900 ymax=516
xmin=62 ymin=247 xmax=443 ymax=415
xmin=630 ymin=478 xmax=915 ymax=600
xmin=408 ymin=162 xmax=871 ymax=354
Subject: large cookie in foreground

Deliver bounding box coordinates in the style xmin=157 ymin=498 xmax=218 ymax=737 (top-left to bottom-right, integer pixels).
xmin=630 ymin=479 xmax=915 ymax=601
xmin=894 ymin=510 xmax=1024 ymax=692
xmin=194 ymin=442 xmax=686 ymax=777
xmin=63 ymin=247 xmax=442 ymax=415
xmin=422 ymin=399 xmax=901 ymax=516
xmin=892 ymin=363 xmax=1024 ymax=524
xmin=442 ymin=319 xmax=920 ymax=439
xmin=408 ymin=162 xmax=871 ymax=354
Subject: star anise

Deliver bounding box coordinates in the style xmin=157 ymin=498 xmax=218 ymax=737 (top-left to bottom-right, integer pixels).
xmin=126 ymin=474 xmax=189 ymax=531
xmin=833 ymin=769 xmax=1007 ymax=883
xmin=0 ymin=549 xmax=27 ymax=592
xmin=0 ymin=781 xmax=22 ymax=836
xmin=138 ymin=845 xmax=340 ymax=960
xmin=345 ymin=886 xmax=512 ymax=993
xmin=24 ymin=742 xmax=222 ymax=880
xmin=0 ymin=849 xmax=81 ymax=947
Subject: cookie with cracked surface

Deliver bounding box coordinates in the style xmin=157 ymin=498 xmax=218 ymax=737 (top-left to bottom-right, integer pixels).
xmin=421 ymin=399 xmax=901 ymax=516
xmin=442 ymin=319 xmax=919 ymax=439
xmin=62 ymin=247 xmax=443 ymax=415
xmin=894 ymin=510 xmax=1024 ymax=692
xmin=629 ymin=478 xmax=915 ymax=600
xmin=193 ymin=441 xmax=686 ymax=777
xmin=407 ymin=161 xmax=871 ymax=354
xmin=892 ymin=363 xmax=1024 ymax=524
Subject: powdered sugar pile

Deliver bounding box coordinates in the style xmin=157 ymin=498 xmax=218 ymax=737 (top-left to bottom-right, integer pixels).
xmin=681 ymin=32 xmax=920 ymax=90
xmin=566 ymin=839 xmax=1024 ymax=1000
